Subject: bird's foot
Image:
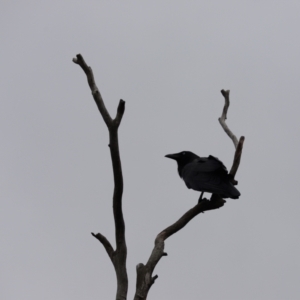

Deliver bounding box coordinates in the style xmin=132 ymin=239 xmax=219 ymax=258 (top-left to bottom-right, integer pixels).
xmin=198 ymin=197 xmax=209 ymax=204
xmin=198 ymin=191 xmax=204 ymax=203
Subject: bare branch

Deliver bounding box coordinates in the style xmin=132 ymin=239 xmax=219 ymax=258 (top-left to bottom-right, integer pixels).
xmin=91 ymin=232 xmax=114 ymax=262
xmin=74 ymin=54 xmax=127 ymax=300
xmin=218 ymin=90 xmax=239 ymax=148
xmin=218 ymin=89 xmax=245 ymax=181
xmin=230 ymin=136 xmax=245 ymax=179
xmin=73 ymin=54 xmax=112 ymax=127
xmin=114 ymin=99 xmax=126 ymax=128
xmin=134 ymin=194 xmax=225 ymax=300
xmin=155 ymin=195 xmax=224 ymax=243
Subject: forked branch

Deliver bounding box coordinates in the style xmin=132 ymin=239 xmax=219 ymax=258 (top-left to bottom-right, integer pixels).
xmin=73 ymin=54 xmax=127 ymax=300
xmin=134 ymin=89 xmax=245 ymax=300
xmin=219 ymin=89 xmax=245 ymax=180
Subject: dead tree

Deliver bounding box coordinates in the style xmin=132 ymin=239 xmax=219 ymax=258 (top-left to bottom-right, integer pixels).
xmin=73 ymin=54 xmax=245 ymax=300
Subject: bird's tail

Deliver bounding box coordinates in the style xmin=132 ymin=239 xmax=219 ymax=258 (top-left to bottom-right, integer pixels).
xmin=226 ymin=183 xmax=240 ymax=199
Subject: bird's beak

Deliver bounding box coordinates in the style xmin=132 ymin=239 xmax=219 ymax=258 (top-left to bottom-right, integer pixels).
xmin=165 ymin=153 xmax=179 ymax=160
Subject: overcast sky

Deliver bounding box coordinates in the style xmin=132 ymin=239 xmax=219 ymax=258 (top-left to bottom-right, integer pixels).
xmin=1 ymin=1 xmax=300 ymax=299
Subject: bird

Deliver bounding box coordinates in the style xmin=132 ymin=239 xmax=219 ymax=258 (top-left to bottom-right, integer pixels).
xmin=165 ymin=151 xmax=240 ymax=202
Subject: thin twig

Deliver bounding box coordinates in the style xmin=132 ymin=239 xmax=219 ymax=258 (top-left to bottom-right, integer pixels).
xmin=218 ymin=90 xmax=239 ymax=148
xmin=91 ymin=232 xmax=114 ymax=261
xmin=219 ymin=89 xmax=245 ymax=181
xmin=73 ymin=54 xmax=113 ymax=127
xmin=230 ymin=136 xmax=245 ymax=179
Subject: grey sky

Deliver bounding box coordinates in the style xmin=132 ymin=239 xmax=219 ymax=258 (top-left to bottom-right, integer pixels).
xmin=1 ymin=1 xmax=300 ymax=299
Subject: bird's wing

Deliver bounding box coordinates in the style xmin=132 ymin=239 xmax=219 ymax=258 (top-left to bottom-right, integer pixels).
xmin=181 ymin=157 xmax=229 ymax=192
xmin=195 ymin=155 xmax=228 ymax=173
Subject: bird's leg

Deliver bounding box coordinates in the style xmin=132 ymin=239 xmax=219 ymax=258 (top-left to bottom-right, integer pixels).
xmin=198 ymin=192 xmax=204 ymax=203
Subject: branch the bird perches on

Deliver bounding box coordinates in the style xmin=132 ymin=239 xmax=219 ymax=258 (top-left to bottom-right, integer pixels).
xmin=134 ymin=90 xmax=245 ymax=300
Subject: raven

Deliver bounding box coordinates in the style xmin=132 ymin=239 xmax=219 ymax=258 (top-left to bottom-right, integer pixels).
xmin=165 ymin=151 xmax=240 ymax=201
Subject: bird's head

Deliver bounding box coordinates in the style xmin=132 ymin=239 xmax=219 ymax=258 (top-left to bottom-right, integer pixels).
xmin=165 ymin=151 xmax=200 ymax=176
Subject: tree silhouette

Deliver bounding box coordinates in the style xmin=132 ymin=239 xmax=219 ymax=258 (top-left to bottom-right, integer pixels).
xmin=73 ymin=54 xmax=245 ymax=300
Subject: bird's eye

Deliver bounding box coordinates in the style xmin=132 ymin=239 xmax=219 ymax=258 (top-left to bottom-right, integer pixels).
xmin=182 ymin=152 xmax=186 ymax=155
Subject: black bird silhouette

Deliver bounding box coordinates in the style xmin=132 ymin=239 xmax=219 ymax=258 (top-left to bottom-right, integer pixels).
xmin=165 ymin=151 xmax=240 ymax=201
